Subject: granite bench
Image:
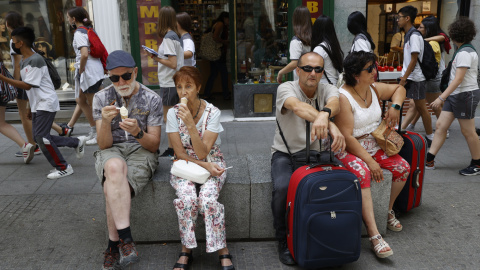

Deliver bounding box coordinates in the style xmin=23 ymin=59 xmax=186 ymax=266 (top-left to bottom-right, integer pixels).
xmin=129 ymin=155 xmax=392 ymax=242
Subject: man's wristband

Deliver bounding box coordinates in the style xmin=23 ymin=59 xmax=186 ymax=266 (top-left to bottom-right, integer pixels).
xmin=320 ymin=107 xmax=331 ymax=118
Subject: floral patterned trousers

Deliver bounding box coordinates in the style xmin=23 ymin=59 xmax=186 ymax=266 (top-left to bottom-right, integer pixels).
xmin=170 ymin=170 xmax=227 ymax=253
xmin=336 ymin=149 xmax=410 ymax=189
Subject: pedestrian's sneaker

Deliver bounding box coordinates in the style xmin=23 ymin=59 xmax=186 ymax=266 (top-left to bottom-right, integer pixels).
xmin=459 ymin=164 xmax=480 ymax=176
xmin=86 ymin=130 xmax=96 ymax=141
xmin=426 ymin=160 xmax=435 ymax=170
xmin=22 ymin=143 xmax=35 ymax=164
xmin=34 ymin=144 xmax=41 ymax=155
xmin=160 ymin=148 xmax=175 ymax=160
xmin=47 ymin=164 xmax=74 ymax=179
xmin=406 ymin=124 xmax=415 ymax=132
xmin=16 ymin=144 xmax=41 ymax=157
xmin=76 ymin=136 xmax=87 ymax=159
xmin=118 ymin=239 xmax=139 ymax=267
xmin=102 ymin=248 xmax=120 ymax=270
xmin=60 ymin=123 xmax=74 ymax=137
xmin=446 ymin=129 xmax=450 ymax=139
xmin=86 ymin=136 xmax=97 ymax=145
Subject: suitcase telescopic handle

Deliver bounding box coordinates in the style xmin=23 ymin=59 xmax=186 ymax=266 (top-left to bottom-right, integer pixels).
xmin=305 ymin=119 xmax=335 ymax=164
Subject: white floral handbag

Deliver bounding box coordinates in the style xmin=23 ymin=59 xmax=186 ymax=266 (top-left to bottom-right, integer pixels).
xmin=170 ymin=106 xmax=213 ymax=184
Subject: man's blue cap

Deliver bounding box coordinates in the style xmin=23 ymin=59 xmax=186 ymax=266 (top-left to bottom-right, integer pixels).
xmin=106 ymin=50 xmax=136 ymax=70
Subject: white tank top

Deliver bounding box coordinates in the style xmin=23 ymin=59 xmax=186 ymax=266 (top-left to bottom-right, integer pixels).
xmin=339 ymin=86 xmax=382 ymax=155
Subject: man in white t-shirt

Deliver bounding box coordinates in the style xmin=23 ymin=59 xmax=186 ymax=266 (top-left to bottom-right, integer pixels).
xmin=0 ymin=27 xmax=86 ymax=179
xmin=271 ymin=52 xmax=345 ymax=265
xmin=397 ymin=5 xmax=434 ymax=145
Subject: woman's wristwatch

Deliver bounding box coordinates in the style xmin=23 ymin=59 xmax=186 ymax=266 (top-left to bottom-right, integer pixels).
xmin=391 ymin=104 xmax=401 ymax=111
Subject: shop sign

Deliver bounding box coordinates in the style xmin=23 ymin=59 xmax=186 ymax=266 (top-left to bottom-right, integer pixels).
xmin=303 ymin=0 xmax=323 ymax=24
xmin=137 ymin=0 xmax=161 ymax=85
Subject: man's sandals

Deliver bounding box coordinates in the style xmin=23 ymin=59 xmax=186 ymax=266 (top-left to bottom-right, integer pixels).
xmin=173 ymin=251 xmax=193 ymax=270
xmin=369 ymin=234 xmax=393 ymax=258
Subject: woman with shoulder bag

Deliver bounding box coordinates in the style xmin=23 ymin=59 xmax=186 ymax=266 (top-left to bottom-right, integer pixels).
xmin=0 ymin=46 xmax=35 ymax=164
xmin=203 ymin=12 xmax=230 ymax=100
xmin=334 ymin=51 xmax=409 ymax=259
xmin=427 ymin=17 xmax=480 ymax=175
xmin=311 ymin=15 xmax=344 ymax=86
xmin=167 ymin=66 xmax=234 ymax=270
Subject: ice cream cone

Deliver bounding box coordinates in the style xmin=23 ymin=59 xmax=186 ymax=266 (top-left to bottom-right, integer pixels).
xmin=180 ymin=97 xmax=188 ymax=105
xmin=120 ymin=106 xmax=128 ymax=120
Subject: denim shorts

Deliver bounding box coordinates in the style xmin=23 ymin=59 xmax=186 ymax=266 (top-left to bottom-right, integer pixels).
xmin=443 ymin=89 xmax=480 ymax=119
xmin=405 ymin=80 xmax=427 ymax=100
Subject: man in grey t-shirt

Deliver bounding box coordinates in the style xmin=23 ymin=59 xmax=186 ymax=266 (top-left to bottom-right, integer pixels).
xmin=92 ymin=50 xmax=163 ymax=269
xmin=271 ymin=52 xmax=345 ymax=265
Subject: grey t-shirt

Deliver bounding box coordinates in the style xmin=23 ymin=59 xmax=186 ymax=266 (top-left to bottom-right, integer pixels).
xmin=271 ymin=81 xmax=339 ymax=154
xmin=92 ymin=83 xmax=163 ymax=144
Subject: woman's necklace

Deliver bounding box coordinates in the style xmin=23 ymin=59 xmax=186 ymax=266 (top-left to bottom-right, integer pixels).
xmin=192 ymin=99 xmax=202 ymax=119
xmin=352 ymin=86 xmax=368 ymax=106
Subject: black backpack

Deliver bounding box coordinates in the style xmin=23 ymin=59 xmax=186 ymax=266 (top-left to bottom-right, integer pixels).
xmin=405 ymin=29 xmax=439 ymax=80
xmin=440 ymin=43 xmax=478 ymax=92
xmin=38 ymin=52 xmax=62 ymax=90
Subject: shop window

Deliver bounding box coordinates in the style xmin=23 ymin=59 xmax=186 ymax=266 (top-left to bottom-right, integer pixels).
xmin=236 ymin=0 xmax=288 ymax=84
xmin=0 ymin=1 xmax=87 ymax=91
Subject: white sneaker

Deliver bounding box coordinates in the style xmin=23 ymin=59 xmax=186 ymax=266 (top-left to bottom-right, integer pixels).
xmin=446 ymin=129 xmax=450 ymax=139
xmin=22 ymin=143 xmax=35 ymax=164
xmin=76 ymin=136 xmax=87 ymax=159
xmin=47 ymin=164 xmax=74 ymax=179
xmin=86 ymin=130 xmax=96 ymax=141
xmin=86 ymin=136 xmax=97 ymax=145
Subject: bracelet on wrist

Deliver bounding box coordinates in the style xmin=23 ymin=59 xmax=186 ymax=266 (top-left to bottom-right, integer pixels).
xmin=438 ymin=96 xmax=445 ymax=102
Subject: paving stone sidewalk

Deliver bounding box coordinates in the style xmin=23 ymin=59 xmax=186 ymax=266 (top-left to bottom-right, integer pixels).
xmin=0 ymin=117 xmax=479 ymax=269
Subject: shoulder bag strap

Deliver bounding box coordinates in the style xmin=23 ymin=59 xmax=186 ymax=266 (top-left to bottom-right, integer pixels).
xmin=201 ymin=103 xmax=213 ymax=162
xmin=276 ymin=119 xmax=293 ymax=156
xmin=370 ymin=84 xmax=385 ymax=118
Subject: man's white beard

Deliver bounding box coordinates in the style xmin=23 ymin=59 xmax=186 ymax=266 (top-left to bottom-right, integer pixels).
xmin=114 ymin=79 xmax=136 ymax=97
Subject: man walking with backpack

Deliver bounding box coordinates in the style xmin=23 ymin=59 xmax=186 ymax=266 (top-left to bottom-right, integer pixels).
xmin=397 ymin=5 xmax=434 ymax=146
xmin=0 ymin=27 xmax=86 ymax=179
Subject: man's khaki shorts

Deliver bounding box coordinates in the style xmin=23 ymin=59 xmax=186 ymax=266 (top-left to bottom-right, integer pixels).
xmin=94 ymin=143 xmax=159 ymax=196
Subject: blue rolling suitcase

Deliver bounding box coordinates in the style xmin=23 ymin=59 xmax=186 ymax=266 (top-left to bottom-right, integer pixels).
xmin=285 ymin=121 xmax=362 ymax=269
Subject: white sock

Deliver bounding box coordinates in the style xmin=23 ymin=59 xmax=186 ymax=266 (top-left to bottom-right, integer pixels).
xmin=90 ymin=126 xmax=96 ymax=133
xmin=426 ymin=133 xmax=434 ymax=140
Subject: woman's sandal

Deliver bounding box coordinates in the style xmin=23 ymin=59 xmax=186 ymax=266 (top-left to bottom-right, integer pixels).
xmin=369 ymin=234 xmax=393 ymax=259
xmin=387 ymin=209 xmax=403 ymax=232
xmin=173 ymin=251 xmax=193 ymax=270
xmin=219 ymin=254 xmax=235 ymax=270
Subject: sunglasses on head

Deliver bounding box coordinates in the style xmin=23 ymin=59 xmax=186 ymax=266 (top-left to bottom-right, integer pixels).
xmin=109 ymin=72 xmax=133 ymax=83
xmin=362 ymin=64 xmax=376 ymax=73
xmin=298 ymin=65 xmax=324 ymax=73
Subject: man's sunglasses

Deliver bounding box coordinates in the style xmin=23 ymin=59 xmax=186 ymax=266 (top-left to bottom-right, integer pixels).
xmin=362 ymin=64 xmax=376 ymax=73
xmin=298 ymin=65 xmax=324 ymax=73
xmin=109 ymin=72 xmax=133 ymax=83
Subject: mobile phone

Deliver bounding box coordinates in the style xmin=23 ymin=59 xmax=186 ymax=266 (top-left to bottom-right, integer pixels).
xmin=142 ymin=45 xmax=159 ymax=56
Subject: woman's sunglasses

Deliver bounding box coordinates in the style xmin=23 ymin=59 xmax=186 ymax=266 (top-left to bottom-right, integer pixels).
xmin=362 ymin=64 xmax=376 ymax=73
xmin=109 ymin=72 xmax=133 ymax=83
xmin=298 ymin=65 xmax=324 ymax=73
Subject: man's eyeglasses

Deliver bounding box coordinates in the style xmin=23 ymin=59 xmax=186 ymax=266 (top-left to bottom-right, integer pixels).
xmin=109 ymin=72 xmax=133 ymax=83
xmin=298 ymin=65 xmax=324 ymax=73
xmin=362 ymin=64 xmax=376 ymax=73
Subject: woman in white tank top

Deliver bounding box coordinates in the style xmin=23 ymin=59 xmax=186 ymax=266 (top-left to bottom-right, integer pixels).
xmin=334 ymin=51 xmax=409 ymax=259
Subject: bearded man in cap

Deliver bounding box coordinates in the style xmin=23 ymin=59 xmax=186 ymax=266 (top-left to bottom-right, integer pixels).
xmin=92 ymin=50 xmax=163 ymax=269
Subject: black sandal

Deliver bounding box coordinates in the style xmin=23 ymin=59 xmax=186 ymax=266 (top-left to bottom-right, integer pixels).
xmin=219 ymin=254 xmax=235 ymax=270
xmin=173 ymin=251 xmax=193 ymax=270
